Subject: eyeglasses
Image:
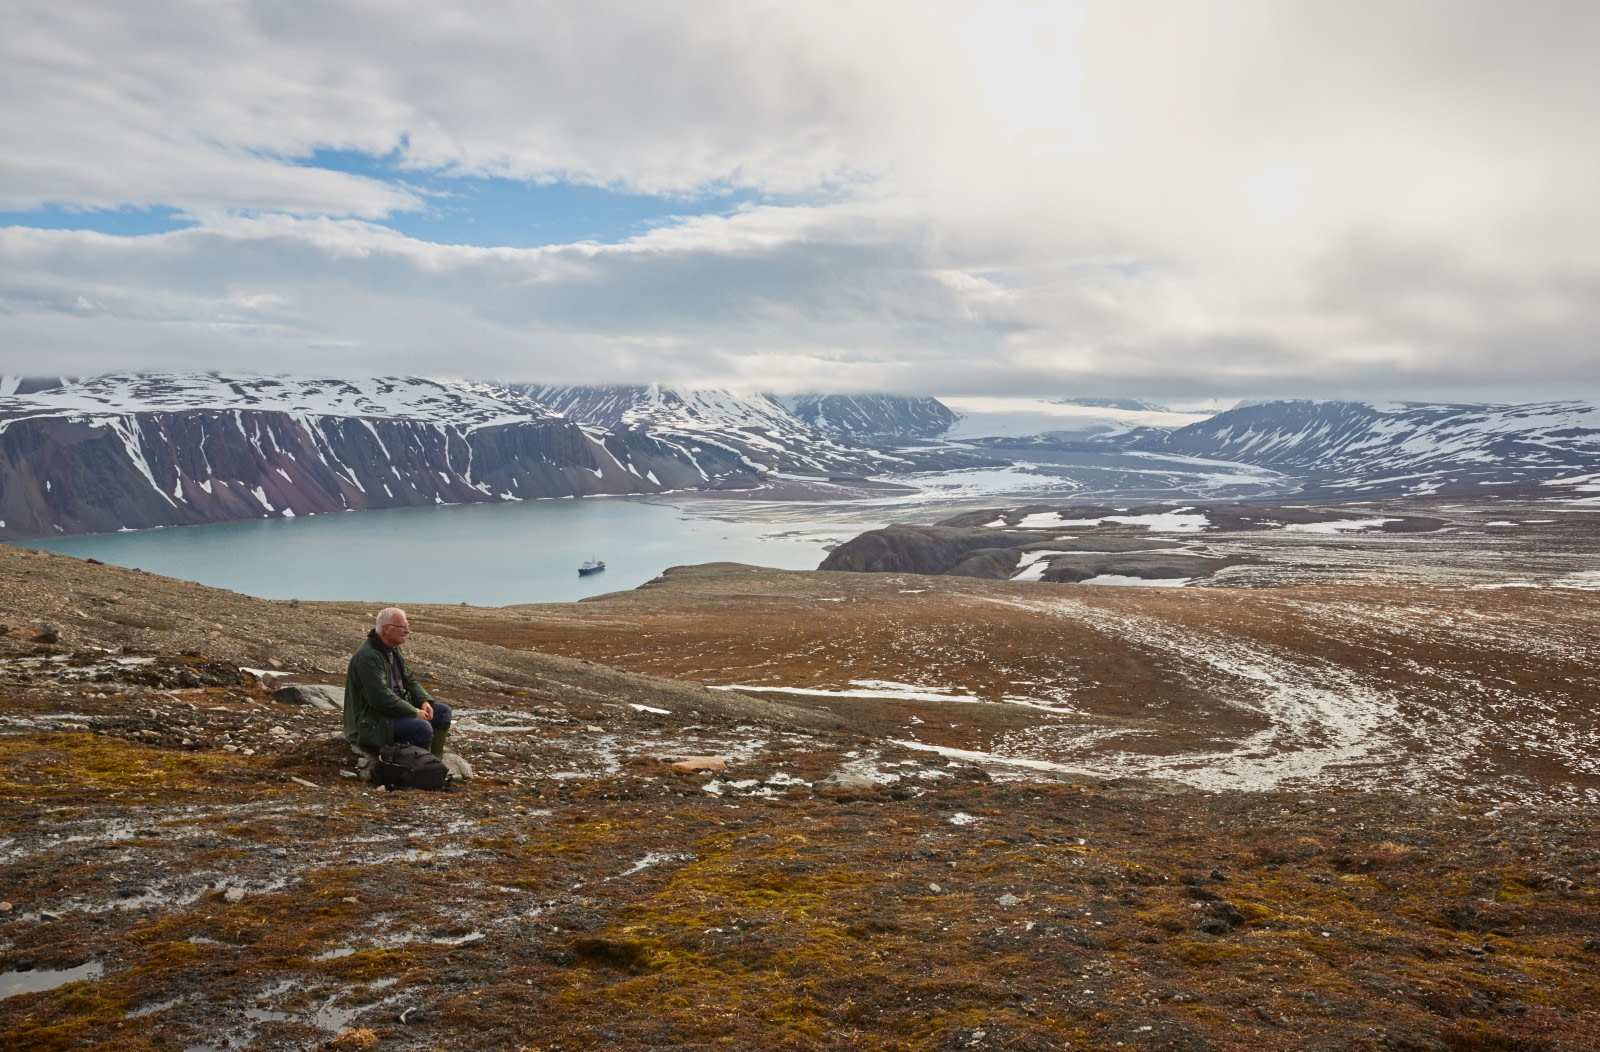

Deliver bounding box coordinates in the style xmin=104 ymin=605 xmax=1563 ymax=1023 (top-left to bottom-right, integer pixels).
xmin=382 ymin=623 xmax=411 ymax=634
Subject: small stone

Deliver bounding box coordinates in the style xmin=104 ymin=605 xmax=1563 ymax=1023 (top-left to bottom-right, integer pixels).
xmin=585 ymin=725 xmax=604 ymax=733
xmin=224 ymin=887 xmax=247 ymax=904
xmin=998 ymin=893 xmax=1020 ymax=907
xmin=223 ymin=744 xmax=239 ymax=753
xmin=241 ymin=748 xmax=255 ymax=756
xmin=0 ymin=902 xmax=12 ymax=912
xmin=928 ymin=883 xmax=942 ymax=894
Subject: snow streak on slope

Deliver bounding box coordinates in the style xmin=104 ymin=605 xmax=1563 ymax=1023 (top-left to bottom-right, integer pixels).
xmin=979 ymin=594 xmax=1429 ymax=794
xmin=519 ymin=383 xmax=915 ymax=475
xmin=776 ymin=393 xmax=957 ymax=441
xmin=0 ymin=374 xmax=554 ymax=434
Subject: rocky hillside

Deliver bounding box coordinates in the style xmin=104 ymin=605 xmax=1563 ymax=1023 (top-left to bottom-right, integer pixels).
xmin=0 ymin=375 xmax=758 ymax=540
xmin=2 ymin=494 xmax=1598 ymax=1049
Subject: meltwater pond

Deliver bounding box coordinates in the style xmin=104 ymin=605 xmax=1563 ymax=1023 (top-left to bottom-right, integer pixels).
xmin=19 ymin=497 xmax=865 ymax=605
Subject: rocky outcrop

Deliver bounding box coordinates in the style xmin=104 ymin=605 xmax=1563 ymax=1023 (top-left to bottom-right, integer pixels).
xmin=819 ymin=525 xmax=1042 ymax=578
xmin=0 ymin=411 xmax=675 ymax=539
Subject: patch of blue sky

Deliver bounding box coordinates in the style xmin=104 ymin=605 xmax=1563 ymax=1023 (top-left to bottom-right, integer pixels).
xmin=297 ymin=149 xmax=768 ymax=248
xmin=0 ymin=205 xmax=191 ymax=238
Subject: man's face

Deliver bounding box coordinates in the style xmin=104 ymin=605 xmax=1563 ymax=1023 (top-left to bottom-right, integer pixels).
xmin=378 ymin=616 xmax=411 ymax=647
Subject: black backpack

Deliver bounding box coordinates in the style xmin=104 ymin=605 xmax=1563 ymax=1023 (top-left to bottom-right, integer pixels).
xmin=372 ymin=744 xmax=452 ymax=790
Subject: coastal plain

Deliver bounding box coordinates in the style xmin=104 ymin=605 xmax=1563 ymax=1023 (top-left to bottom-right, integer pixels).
xmin=1 ymin=490 xmax=1598 ymax=1050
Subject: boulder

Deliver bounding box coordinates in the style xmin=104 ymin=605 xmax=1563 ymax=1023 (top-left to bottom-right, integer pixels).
xmin=273 ymin=684 xmax=343 ymax=711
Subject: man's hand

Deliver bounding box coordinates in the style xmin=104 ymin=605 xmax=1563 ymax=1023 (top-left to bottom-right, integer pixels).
xmin=415 ymin=701 xmax=434 ymax=722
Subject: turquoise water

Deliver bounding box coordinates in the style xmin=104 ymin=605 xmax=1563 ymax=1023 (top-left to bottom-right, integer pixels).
xmin=16 ymin=496 xmax=853 ymax=605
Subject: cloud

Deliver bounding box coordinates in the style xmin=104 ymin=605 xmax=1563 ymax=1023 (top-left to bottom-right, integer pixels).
xmin=2 ymin=0 xmax=1600 ymax=401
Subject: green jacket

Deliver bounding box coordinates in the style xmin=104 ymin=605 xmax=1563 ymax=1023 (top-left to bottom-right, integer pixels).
xmin=343 ymin=630 xmax=434 ymax=750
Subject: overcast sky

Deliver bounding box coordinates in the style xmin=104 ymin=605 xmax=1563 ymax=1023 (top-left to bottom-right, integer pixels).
xmin=3 ymin=0 xmax=1598 ymax=403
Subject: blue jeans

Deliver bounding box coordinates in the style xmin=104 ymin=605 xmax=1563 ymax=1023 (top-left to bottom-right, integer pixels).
xmin=392 ymin=701 xmax=452 ymax=749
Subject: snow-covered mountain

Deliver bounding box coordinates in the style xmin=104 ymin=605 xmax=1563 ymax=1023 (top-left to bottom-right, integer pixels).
xmin=0 ymin=374 xmax=761 ymax=539
xmin=1138 ymin=399 xmax=1600 ymax=496
xmin=0 ymin=374 xmax=559 ymax=430
xmin=515 ymin=384 xmax=971 ymax=476
xmin=774 ymin=393 xmax=957 ymax=442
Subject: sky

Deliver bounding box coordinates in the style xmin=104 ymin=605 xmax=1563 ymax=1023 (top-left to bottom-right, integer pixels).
xmin=3 ymin=0 xmax=1599 ymax=404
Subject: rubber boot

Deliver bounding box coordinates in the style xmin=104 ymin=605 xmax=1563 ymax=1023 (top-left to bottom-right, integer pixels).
xmin=429 ymin=725 xmax=450 ymax=759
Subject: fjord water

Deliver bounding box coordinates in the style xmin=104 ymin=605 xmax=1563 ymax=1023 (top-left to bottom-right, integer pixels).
xmin=19 ymin=497 xmax=854 ymax=605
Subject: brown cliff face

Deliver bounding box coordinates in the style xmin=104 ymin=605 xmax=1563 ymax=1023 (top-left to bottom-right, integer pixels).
xmin=0 ymin=411 xmax=764 ymax=540
xmin=818 ymin=524 xmax=1041 ymax=578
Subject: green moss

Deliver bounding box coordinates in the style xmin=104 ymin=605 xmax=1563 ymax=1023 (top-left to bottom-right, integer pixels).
xmin=0 ymin=733 xmax=255 ymax=797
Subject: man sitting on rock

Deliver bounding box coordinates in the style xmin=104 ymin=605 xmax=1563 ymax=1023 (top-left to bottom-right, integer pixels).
xmin=343 ymin=607 xmax=453 ymax=766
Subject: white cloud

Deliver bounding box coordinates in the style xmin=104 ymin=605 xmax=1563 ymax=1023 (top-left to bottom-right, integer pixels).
xmin=2 ymin=0 xmax=1599 ymax=400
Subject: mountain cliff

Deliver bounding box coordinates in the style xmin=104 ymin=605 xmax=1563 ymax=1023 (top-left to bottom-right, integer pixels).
xmin=0 ymin=375 xmax=754 ymax=540
xmin=517 ymin=383 xmax=986 ymax=476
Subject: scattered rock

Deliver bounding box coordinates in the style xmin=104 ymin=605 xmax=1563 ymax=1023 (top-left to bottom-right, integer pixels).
xmin=442 ymin=752 xmax=475 ymax=781
xmin=224 ymin=887 xmax=247 ymax=904
xmin=998 ymin=893 xmax=1021 ymax=907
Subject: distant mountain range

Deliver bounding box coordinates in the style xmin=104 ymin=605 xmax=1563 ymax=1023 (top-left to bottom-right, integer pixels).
xmin=1127 ymin=399 xmax=1600 ymax=498
xmin=1 ymin=374 xmax=1597 ymax=539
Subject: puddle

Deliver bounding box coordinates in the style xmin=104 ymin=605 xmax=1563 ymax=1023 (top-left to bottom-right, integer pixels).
xmin=0 ymin=961 xmax=103 ymax=998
